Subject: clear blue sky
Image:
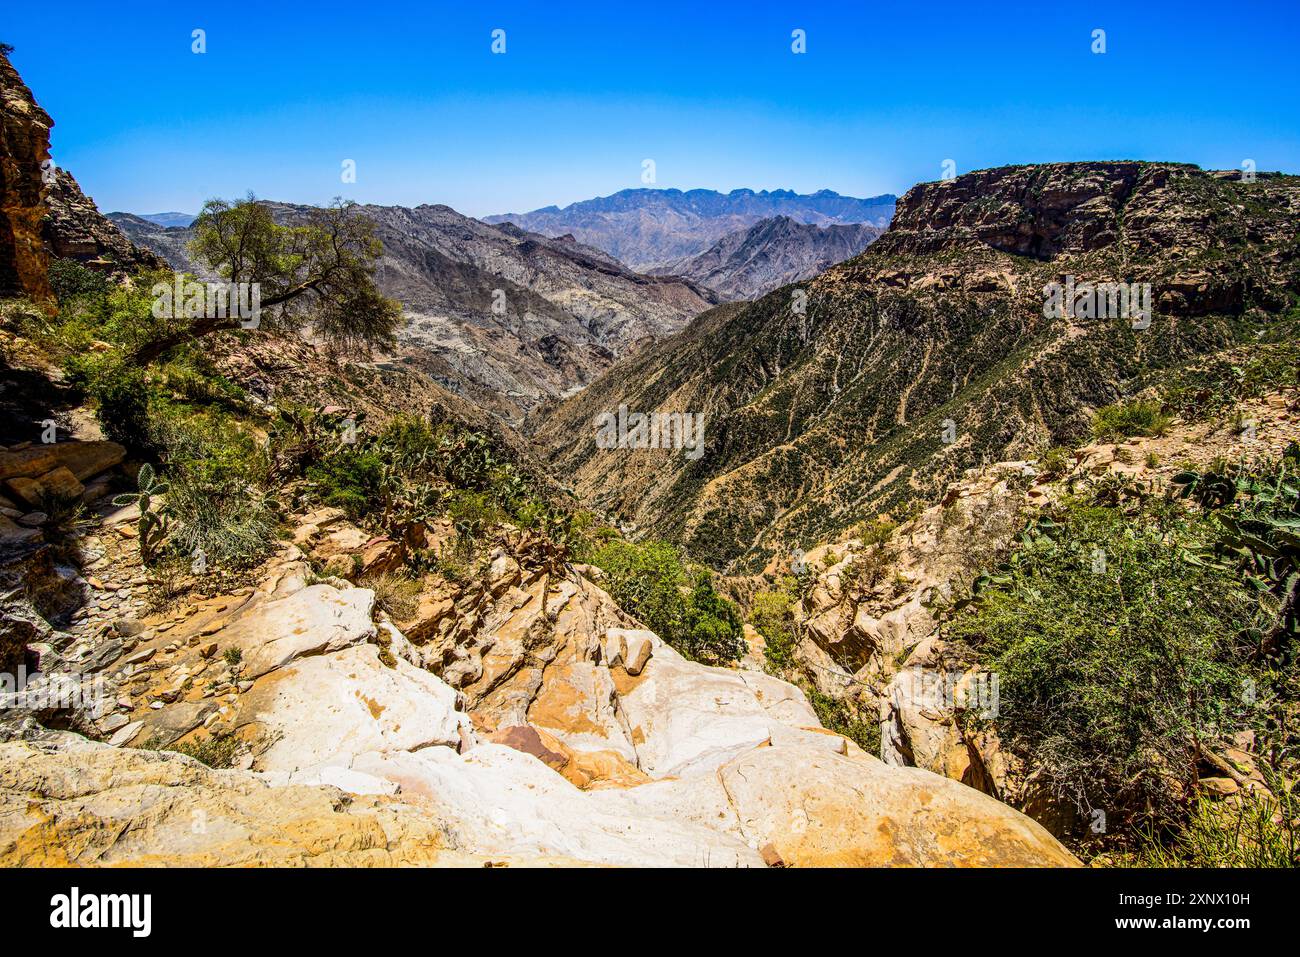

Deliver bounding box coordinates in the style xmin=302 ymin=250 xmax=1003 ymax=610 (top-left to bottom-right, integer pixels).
xmin=5 ymin=0 xmax=1297 ymax=218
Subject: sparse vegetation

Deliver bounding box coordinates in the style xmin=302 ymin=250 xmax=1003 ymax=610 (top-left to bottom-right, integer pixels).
xmin=806 ymin=688 xmax=880 ymax=756
xmin=1090 ymin=399 xmax=1172 ymax=442
xmin=362 ymin=571 xmax=421 ymax=621
xmin=168 ymin=731 xmax=241 ymax=769
xmin=1130 ymin=787 xmax=1298 ymax=867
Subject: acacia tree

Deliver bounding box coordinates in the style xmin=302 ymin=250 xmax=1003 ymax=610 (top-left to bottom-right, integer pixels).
xmin=131 ymin=195 xmax=401 ymax=363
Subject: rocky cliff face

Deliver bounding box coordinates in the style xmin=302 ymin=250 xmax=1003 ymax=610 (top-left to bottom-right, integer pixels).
xmin=42 ymin=167 xmax=166 ymax=278
xmin=0 ymin=49 xmax=53 ymax=303
xmin=114 ymin=202 xmax=719 ymax=426
xmin=534 ymin=162 xmax=1300 ymax=571
xmin=487 ymin=187 xmax=896 ymax=271
xmin=650 ymin=215 xmax=884 ymax=300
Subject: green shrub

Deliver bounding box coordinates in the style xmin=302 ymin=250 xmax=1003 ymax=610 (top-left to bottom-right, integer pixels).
xmin=446 ymin=489 xmax=502 ymax=554
xmin=306 ymin=448 xmax=387 ymax=519
xmin=750 ymin=586 xmax=797 ymax=671
xmin=165 ymin=469 xmax=276 ymax=569
xmin=1131 ymin=788 xmax=1298 ymax=867
xmin=679 ymin=568 xmax=746 ymax=664
xmin=944 ymin=493 xmax=1265 ymax=832
xmin=590 ymin=539 xmax=687 ymax=640
xmin=806 ymin=688 xmax=880 ymax=755
xmin=150 ymin=401 xmax=268 ymax=486
xmin=66 ymin=353 xmax=152 ymax=449
xmin=589 ymin=539 xmax=745 ymax=664
xmin=48 ymin=257 xmax=110 ymax=302
xmin=856 ymin=516 xmax=898 ymax=547
xmin=1037 ymin=446 xmax=1072 ymax=480
xmin=1090 ymin=399 xmax=1172 ymax=441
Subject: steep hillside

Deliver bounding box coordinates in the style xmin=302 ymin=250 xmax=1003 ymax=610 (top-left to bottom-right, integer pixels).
xmin=534 ymin=162 xmax=1300 ymax=572
xmin=113 ymin=203 xmax=718 ymax=425
xmin=649 ymin=215 xmax=883 ymax=300
xmin=486 ymin=187 xmax=896 ymax=270
xmin=106 ymin=212 xmax=195 ymax=271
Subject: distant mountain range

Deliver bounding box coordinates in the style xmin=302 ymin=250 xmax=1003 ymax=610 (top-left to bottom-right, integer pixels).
xmin=117 ymin=211 xmax=195 ymax=229
xmin=111 ymin=204 xmax=717 ymax=425
xmin=649 ymin=216 xmax=884 ymax=300
xmin=485 ymin=188 xmax=896 ymax=271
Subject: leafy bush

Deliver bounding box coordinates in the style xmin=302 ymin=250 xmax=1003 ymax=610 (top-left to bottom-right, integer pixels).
xmin=678 ymin=568 xmax=746 ymax=664
xmin=66 ymin=353 xmax=152 ymax=448
xmin=1037 ymin=446 xmax=1073 ymax=480
xmin=446 ymin=489 xmax=502 ymax=554
xmin=48 ymin=257 xmax=110 ymax=302
xmin=750 ymin=585 xmax=797 ymax=671
xmin=1090 ymin=399 xmax=1172 ymax=441
xmin=305 ymin=448 xmax=387 ymax=519
xmin=944 ymin=492 xmax=1265 ymax=832
xmin=589 ymin=539 xmax=745 ymax=664
xmin=855 ymin=516 xmax=898 ymax=547
xmin=303 ymin=415 xmax=540 ymax=538
xmin=806 ymin=688 xmax=880 ymax=755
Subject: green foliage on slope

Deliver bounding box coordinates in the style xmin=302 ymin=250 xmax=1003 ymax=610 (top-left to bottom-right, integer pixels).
xmin=587 ymin=539 xmax=746 ymax=664
xmin=943 ymin=454 xmax=1300 ymax=862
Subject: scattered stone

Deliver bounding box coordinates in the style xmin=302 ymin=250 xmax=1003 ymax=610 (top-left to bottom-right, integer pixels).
xmin=111 ymin=618 xmax=146 ymax=637
xmin=107 ymin=721 xmax=143 ymax=747
xmin=5 ymin=466 xmax=84 ymax=507
xmin=760 ymin=842 xmax=786 ymax=867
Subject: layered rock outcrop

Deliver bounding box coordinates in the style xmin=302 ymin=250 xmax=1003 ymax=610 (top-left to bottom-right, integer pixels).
xmin=0 ymin=48 xmax=53 ymax=302
xmin=42 ymin=167 xmax=166 ymax=278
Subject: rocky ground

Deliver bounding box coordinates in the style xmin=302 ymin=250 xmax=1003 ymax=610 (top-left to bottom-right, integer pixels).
xmin=0 ymin=476 xmax=1079 ymax=866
